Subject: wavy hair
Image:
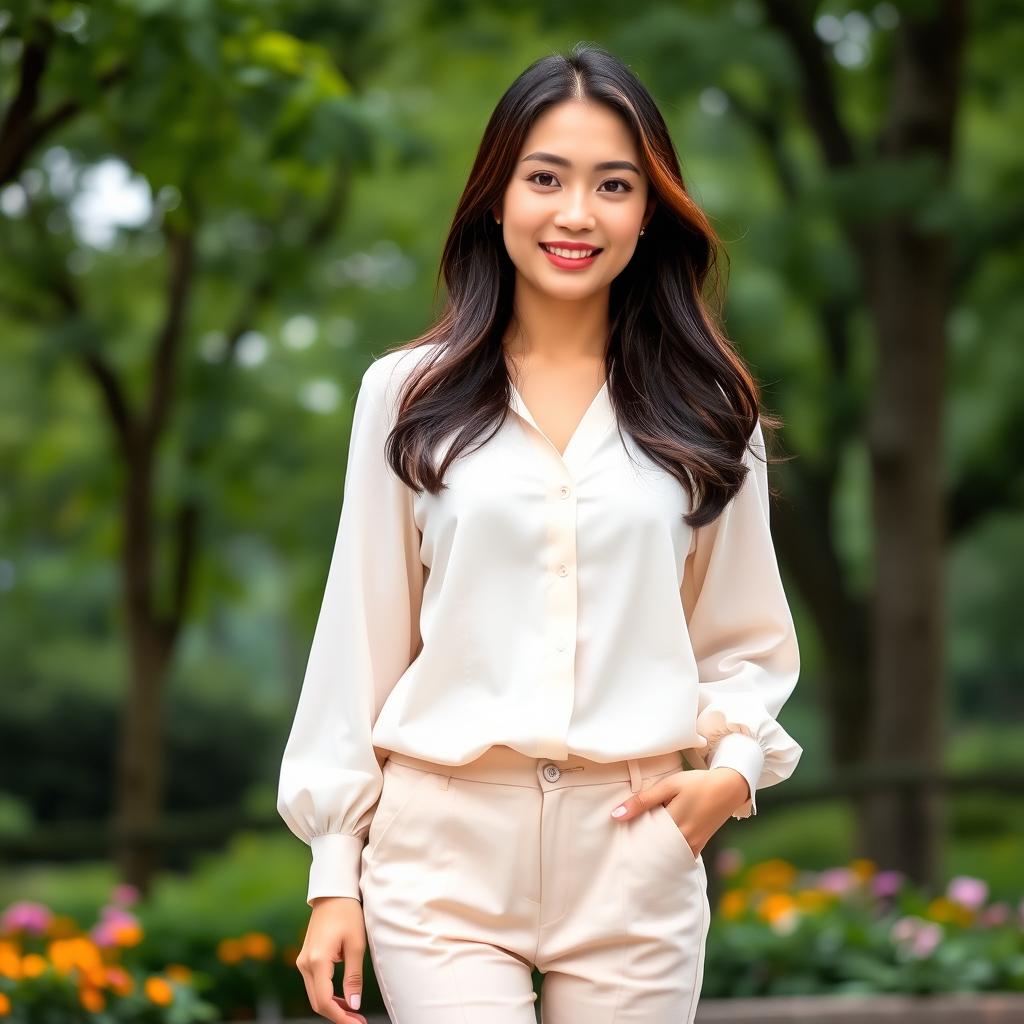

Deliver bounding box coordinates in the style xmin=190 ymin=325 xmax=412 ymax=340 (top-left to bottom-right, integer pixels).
xmin=381 ymin=42 xmax=785 ymax=528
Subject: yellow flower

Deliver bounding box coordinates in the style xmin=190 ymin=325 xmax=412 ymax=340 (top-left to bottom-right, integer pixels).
xmin=719 ymin=890 xmax=747 ymax=920
xmin=144 ymin=975 xmax=174 ymax=1006
xmin=795 ymin=889 xmax=835 ymax=913
xmin=165 ymin=963 xmax=192 ymax=983
xmin=747 ymin=859 xmax=797 ymax=891
xmin=241 ymin=932 xmax=275 ymax=960
xmin=849 ymin=858 xmax=876 ymax=881
xmin=0 ymin=992 xmax=11 ymax=1016
xmin=217 ymin=938 xmax=244 ymax=964
xmin=927 ymin=897 xmax=972 ymax=926
xmin=79 ymin=987 xmax=106 ymax=1012
xmin=45 ymin=916 xmax=79 ymax=939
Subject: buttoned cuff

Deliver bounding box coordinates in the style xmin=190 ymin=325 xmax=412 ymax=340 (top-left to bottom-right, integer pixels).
xmin=308 ymin=833 xmax=366 ymax=906
xmin=708 ymin=732 xmax=765 ymax=819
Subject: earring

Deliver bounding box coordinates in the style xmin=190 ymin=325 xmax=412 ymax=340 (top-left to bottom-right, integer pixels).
xmin=640 ymin=227 xmax=645 ymax=236
xmin=496 ymin=217 xmax=502 ymax=225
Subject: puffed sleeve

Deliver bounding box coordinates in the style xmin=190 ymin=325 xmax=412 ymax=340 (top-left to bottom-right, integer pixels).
xmin=680 ymin=418 xmax=802 ymax=819
xmin=277 ymin=354 xmax=424 ymax=905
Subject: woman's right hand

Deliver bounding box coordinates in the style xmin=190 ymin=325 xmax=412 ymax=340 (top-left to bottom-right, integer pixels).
xmin=296 ymin=896 xmax=370 ymax=1024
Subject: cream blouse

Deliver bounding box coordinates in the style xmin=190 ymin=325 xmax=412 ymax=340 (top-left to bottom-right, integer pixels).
xmin=277 ymin=343 xmax=803 ymax=905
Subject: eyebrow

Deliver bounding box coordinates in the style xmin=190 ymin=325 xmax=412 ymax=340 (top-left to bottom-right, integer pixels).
xmin=520 ymin=151 xmax=641 ymax=175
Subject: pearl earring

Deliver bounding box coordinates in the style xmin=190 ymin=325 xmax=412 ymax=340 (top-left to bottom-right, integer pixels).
xmin=640 ymin=228 xmax=645 ymax=236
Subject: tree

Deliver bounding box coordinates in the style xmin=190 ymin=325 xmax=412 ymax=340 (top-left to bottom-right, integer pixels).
xmin=0 ymin=0 xmax=421 ymax=893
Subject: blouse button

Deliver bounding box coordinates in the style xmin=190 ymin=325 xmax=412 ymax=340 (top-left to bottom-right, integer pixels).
xmin=559 ymin=485 xmax=571 ymax=498
xmin=557 ymin=564 xmax=569 ymax=577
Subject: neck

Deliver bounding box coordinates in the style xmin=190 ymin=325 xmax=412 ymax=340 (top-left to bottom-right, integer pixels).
xmin=503 ymin=276 xmax=610 ymax=366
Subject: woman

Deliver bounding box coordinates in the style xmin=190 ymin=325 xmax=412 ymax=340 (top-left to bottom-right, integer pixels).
xmin=278 ymin=43 xmax=803 ymax=1024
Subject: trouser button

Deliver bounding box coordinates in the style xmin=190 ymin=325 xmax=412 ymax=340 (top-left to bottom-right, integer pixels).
xmin=542 ymin=763 xmax=561 ymax=782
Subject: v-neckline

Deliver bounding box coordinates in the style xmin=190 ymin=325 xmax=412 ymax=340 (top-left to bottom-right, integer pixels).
xmin=507 ymin=375 xmax=613 ymax=466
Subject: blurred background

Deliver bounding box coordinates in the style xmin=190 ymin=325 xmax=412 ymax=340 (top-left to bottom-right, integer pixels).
xmin=1 ymin=0 xmax=1022 ymax=1020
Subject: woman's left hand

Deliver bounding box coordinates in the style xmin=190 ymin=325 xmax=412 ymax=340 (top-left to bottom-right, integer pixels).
xmin=609 ymin=768 xmax=750 ymax=857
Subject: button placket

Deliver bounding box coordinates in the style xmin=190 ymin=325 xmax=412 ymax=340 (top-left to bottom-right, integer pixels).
xmin=540 ymin=472 xmax=579 ymax=754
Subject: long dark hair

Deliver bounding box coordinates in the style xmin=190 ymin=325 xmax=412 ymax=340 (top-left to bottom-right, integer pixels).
xmin=381 ymin=42 xmax=785 ymax=528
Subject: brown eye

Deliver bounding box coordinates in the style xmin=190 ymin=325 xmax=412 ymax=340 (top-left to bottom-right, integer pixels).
xmin=527 ymin=172 xmax=558 ymax=187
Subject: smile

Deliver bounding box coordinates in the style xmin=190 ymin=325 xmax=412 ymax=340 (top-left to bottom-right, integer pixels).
xmin=539 ymin=243 xmax=603 ymax=269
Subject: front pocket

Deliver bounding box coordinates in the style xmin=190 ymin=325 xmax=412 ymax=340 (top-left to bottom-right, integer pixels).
xmin=366 ymin=762 xmax=436 ymax=860
xmin=653 ymin=802 xmax=699 ymax=869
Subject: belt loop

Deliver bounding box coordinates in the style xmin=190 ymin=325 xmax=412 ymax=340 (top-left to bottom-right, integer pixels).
xmin=627 ymin=758 xmax=643 ymax=794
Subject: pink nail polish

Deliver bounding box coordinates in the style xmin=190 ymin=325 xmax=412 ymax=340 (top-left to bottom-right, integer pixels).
xmin=611 ymin=805 xmax=626 ymax=817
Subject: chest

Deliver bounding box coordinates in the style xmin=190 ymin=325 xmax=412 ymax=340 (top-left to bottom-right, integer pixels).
xmin=515 ymin=367 xmax=607 ymax=459
xmin=413 ymin=416 xmax=695 ymax=584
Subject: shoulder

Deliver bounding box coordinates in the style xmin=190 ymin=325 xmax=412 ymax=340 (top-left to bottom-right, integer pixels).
xmin=358 ymin=341 xmax=443 ymax=420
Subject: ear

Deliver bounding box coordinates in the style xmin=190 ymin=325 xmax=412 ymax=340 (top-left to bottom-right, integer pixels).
xmin=643 ymin=195 xmax=657 ymax=229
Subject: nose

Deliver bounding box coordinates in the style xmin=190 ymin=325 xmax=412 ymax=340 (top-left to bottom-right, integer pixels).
xmin=553 ymin=185 xmax=596 ymax=231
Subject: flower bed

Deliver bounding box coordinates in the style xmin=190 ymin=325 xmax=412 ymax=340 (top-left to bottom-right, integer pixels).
xmin=2 ymin=853 xmax=1023 ymax=1021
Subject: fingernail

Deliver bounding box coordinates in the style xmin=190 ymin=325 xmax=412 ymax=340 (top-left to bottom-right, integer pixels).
xmin=611 ymin=805 xmax=626 ymax=817
xmin=350 ymin=993 xmax=361 ymax=1010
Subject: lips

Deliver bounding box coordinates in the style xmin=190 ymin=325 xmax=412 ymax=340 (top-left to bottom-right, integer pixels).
xmin=539 ymin=242 xmax=603 ymax=258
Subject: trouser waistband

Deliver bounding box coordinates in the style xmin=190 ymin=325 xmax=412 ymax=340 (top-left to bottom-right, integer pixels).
xmin=384 ymin=744 xmax=684 ymax=794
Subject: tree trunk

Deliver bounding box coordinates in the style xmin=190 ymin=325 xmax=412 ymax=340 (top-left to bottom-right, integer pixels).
xmin=861 ymin=1 xmax=965 ymax=888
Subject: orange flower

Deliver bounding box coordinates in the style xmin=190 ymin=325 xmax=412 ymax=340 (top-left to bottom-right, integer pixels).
xmin=144 ymin=975 xmax=174 ymax=1006
xmin=81 ymin=962 xmax=109 ymax=988
xmin=0 ymin=992 xmax=11 ymax=1016
xmin=165 ymin=963 xmax=192 ymax=983
xmin=0 ymin=942 xmax=22 ymax=980
xmin=106 ymin=965 xmax=135 ymax=996
xmin=718 ymin=890 xmax=747 ymax=920
xmin=217 ymin=938 xmax=244 ymax=964
xmin=79 ymin=987 xmax=106 ymax=1012
xmin=20 ymin=953 xmax=47 ymax=978
xmin=110 ymin=922 xmax=143 ymax=948
xmin=241 ymin=932 xmax=275 ymax=960
xmin=757 ymin=892 xmax=797 ymax=925
xmin=48 ymin=937 xmax=103 ymax=976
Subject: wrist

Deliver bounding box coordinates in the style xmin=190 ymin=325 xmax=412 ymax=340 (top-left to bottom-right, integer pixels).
xmin=709 ymin=765 xmax=751 ymax=804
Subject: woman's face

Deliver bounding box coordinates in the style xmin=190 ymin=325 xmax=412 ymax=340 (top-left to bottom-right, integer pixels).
xmin=496 ymin=99 xmax=655 ymax=301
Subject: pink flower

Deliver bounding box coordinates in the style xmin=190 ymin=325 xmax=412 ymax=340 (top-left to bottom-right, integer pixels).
xmin=714 ymin=848 xmax=743 ymax=878
xmin=99 ymin=906 xmax=136 ymax=924
xmin=1 ymin=901 xmax=53 ymax=935
xmin=947 ymin=875 xmax=988 ymax=911
xmin=91 ymin=920 xmax=120 ymax=948
xmin=980 ymin=902 xmax=1010 ymax=927
xmin=817 ymin=867 xmax=858 ymax=895
xmin=871 ymin=870 xmax=905 ymax=899
xmin=891 ymin=915 xmax=920 ymax=943
xmin=90 ymin=907 xmax=140 ymax=947
xmin=890 ymin=915 xmax=944 ymax=958
xmin=911 ymin=921 xmax=943 ymax=957
xmin=111 ymin=884 xmax=139 ymax=907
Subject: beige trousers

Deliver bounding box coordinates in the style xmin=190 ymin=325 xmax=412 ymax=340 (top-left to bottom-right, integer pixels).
xmin=359 ymin=744 xmax=711 ymax=1023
